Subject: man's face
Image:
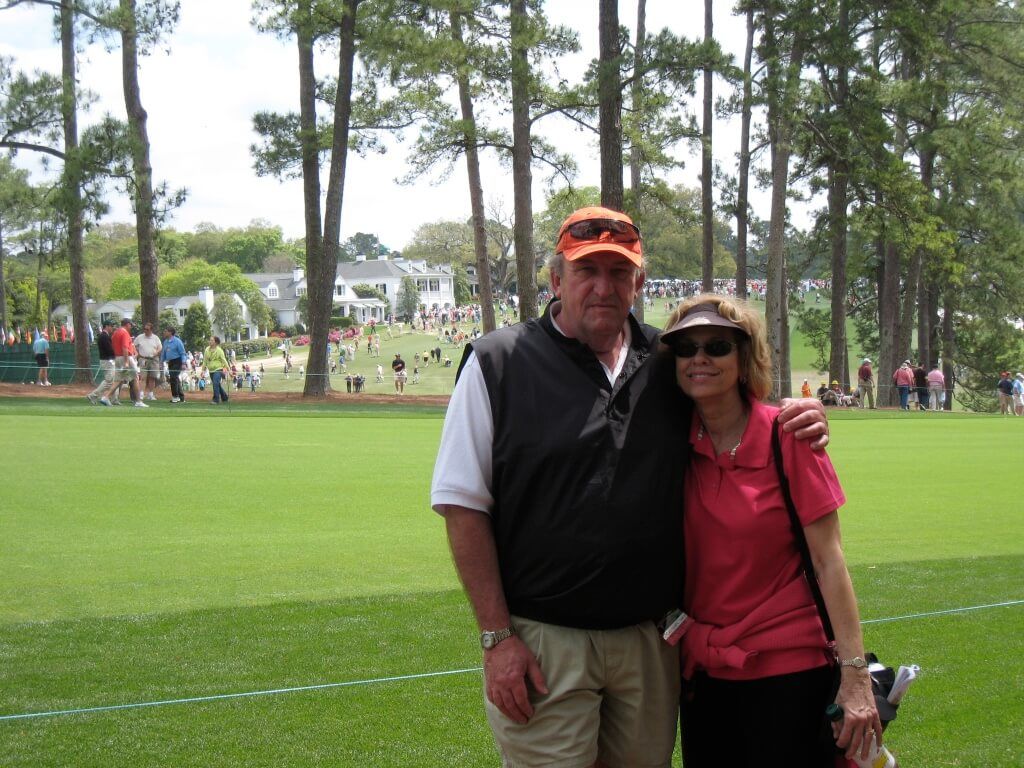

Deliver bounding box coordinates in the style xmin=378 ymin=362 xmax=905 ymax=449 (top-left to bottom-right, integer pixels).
xmin=551 ymin=252 xmax=644 ymax=344
xmin=144 ymin=325 xmax=153 ymax=336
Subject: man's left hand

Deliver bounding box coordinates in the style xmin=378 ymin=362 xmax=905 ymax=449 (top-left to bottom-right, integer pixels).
xmin=778 ymin=397 xmax=829 ymax=450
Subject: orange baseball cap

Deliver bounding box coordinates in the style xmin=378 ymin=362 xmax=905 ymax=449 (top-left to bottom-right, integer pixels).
xmin=555 ymin=206 xmax=643 ymax=267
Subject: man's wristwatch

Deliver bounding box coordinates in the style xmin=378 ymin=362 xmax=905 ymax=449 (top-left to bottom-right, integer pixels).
xmin=839 ymin=656 xmax=868 ymax=669
xmin=480 ymin=627 xmax=515 ymax=650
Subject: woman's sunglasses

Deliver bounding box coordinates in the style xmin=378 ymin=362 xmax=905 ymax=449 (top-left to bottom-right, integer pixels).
xmin=665 ymin=339 xmax=737 ymax=358
xmin=563 ymin=218 xmax=642 ymax=243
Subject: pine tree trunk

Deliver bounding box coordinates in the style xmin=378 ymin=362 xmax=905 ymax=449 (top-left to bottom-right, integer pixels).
xmin=296 ymin=0 xmax=324 ymax=396
xmin=510 ymin=0 xmax=537 ymax=321
xmin=941 ymin=292 xmax=955 ymax=410
xmin=599 ymin=0 xmax=623 ymax=210
xmin=629 ymin=0 xmax=646 ymax=322
xmin=61 ymin=3 xmax=90 ymax=383
xmin=0 ymin=218 xmax=7 ymax=330
xmin=762 ymin=13 xmax=804 ymax=400
xmin=305 ymin=0 xmax=358 ymax=397
xmin=735 ymin=6 xmax=753 ymax=301
xmin=450 ymin=12 xmax=496 ymax=335
xmin=700 ymin=0 xmax=714 ymax=292
xmin=878 ymin=239 xmax=900 ymax=405
xmin=827 ymin=163 xmax=849 ymax=389
xmin=925 ymin=284 xmax=939 ymax=368
xmin=766 ymin=136 xmax=792 ymax=400
xmin=916 ymin=145 xmax=937 ymax=366
xmin=827 ymin=0 xmax=850 ymax=390
xmin=120 ymin=0 xmax=158 ymax=327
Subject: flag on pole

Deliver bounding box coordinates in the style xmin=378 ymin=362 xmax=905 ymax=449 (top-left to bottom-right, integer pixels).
xmin=86 ymin=321 xmax=94 ymax=344
xmin=32 ymin=327 xmax=40 ymax=342
xmin=61 ymin=324 xmax=67 ymax=343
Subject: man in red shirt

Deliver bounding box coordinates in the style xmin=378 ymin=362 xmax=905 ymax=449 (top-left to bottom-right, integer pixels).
xmin=100 ymin=318 xmax=146 ymax=407
xmin=857 ymin=357 xmax=875 ymax=409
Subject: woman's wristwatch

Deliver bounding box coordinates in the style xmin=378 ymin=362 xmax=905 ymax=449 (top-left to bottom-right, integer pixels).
xmin=840 ymin=656 xmax=868 ymax=669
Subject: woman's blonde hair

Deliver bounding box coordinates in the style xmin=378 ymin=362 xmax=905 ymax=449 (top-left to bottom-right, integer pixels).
xmin=663 ymin=293 xmax=773 ymax=400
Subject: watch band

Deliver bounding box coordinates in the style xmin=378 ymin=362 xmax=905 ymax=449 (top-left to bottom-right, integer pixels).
xmin=839 ymin=656 xmax=867 ymax=669
xmin=480 ymin=627 xmax=515 ymax=650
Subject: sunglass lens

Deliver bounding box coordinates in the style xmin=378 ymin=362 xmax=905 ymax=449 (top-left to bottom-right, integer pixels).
xmin=566 ymin=219 xmax=638 ymax=241
xmin=669 ymin=340 xmax=735 ymax=358
xmin=672 ymin=341 xmax=699 ymax=358
xmin=705 ymin=340 xmax=735 ymax=357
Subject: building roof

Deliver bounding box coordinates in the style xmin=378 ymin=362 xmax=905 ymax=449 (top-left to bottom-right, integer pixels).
xmin=266 ymin=298 xmax=300 ymax=311
xmin=336 ymin=259 xmax=452 ymax=281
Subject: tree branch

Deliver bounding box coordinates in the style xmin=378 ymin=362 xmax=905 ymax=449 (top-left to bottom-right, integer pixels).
xmin=0 ymin=139 xmax=65 ymax=159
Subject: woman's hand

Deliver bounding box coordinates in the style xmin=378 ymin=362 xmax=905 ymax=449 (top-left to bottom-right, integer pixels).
xmin=832 ymin=669 xmax=883 ymax=761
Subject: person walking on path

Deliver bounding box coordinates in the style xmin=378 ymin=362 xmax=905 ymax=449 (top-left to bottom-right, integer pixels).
xmin=202 ymin=336 xmax=231 ymax=404
xmin=392 ymin=353 xmax=406 ymax=394
xmin=431 ymin=206 xmax=829 ymax=768
xmin=893 ymin=361 xmax=915 ymax=410
xmin=161 ymin=326 xmax=188 ymax=403
xmin=102 ymin=318 xmax=144 ymax=407
xmin=997 ymin=371 xmax=1014 ymax=415
xmin=87 ymin=321 xmax=116 ymax=404
xmin=912 ymin=362 xmax=929 ymax=411
xmin=32 ymin=332 xmax=51 ymax=386
xmin=134 ymin=322 xmax=163 ymax=401
xmin=857 ymin=358 xmax=875 ymax=409
xmin=927 ymin=364 xmax=946 ymax=411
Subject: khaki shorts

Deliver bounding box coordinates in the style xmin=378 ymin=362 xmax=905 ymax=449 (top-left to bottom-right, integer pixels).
xmin=116 ymin=356 xmax=139 ymax=382
xmin=138 ymin=357 xmax=161 ymax=378
xmin=486 ymin=616 xmax=679 ymax=768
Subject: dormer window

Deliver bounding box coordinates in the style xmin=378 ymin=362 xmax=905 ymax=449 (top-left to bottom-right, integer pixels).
xmin=268 ymin=286 xmax=279 ymax=299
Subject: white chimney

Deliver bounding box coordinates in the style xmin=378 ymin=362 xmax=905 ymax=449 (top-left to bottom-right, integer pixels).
xmin=199 ymin=286 xmax=214 ymax=312
xmin=292 ymin=265 xmax=304 ymax=282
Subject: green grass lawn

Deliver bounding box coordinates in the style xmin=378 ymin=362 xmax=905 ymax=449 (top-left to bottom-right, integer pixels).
xmin=1 ymin=401 xmax=1022 ymax=766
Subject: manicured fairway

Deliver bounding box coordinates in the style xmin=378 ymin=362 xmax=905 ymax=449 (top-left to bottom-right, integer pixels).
xmin=1 ymin=400 xmax=1022 ymax=766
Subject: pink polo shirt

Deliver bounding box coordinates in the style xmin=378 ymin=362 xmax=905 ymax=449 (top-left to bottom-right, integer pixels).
xmin=682 ymin=399 xmax=846 ymax=681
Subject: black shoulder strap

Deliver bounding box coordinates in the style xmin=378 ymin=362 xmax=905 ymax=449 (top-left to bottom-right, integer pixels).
xmin=770 ymin=416 xmax=836 ymax=643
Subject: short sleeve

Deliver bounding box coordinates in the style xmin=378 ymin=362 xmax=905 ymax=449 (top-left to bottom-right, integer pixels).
xmin=780 ymin=429 xmax=846 ymax=526
xmin=430 ymin=352 xmax=495 ymax=514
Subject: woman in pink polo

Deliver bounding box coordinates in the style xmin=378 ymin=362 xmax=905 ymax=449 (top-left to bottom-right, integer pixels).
xmin=662 ymin=295 xmax=880 ymax=767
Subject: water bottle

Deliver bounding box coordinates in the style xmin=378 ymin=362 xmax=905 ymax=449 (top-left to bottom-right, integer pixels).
xmin=825 ymin=703 xmax=898 ymax=768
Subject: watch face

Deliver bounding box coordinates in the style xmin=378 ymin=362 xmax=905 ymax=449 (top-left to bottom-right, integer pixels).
xmin=481 ymin=633 xmax=495 ymax=650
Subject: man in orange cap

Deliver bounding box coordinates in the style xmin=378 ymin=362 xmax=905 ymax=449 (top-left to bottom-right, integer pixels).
xmin=431 ymin=206 xmax=827 ymax=767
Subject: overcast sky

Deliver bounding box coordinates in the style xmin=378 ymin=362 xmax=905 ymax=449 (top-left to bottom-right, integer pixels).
xmin=1 ymin=1 xmax=767 ymax=251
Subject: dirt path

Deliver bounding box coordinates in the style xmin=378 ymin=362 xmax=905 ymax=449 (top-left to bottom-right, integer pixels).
xmin=0 ymin=381 xmax=450 ymax=407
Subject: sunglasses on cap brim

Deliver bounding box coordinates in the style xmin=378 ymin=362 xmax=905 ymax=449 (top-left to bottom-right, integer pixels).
xmin=665 ymin=338 xmax=738 ymax=358
xmin=561 ymin=218 xmax=642 ymax=243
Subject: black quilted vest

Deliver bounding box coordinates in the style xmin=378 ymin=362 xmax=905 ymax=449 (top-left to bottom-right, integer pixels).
xmin=462 ymin=305 xmax=692 ymax=629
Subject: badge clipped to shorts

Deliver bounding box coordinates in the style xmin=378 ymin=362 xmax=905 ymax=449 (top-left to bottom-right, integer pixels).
xmin=658 ymin=608 xmax=694 ymax=646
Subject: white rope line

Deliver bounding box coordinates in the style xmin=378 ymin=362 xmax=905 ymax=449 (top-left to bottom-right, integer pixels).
xmin=0 ymin=667 xmax=482 ymax=722
xmin=1 ymin=598 xmax=1021 ymax=723
xmin=859 ymin=599 xmax=1024 ymax=625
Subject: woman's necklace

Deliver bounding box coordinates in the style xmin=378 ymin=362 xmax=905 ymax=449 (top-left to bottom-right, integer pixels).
xmin=697 ymin=414 xmax=747 ymax=460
